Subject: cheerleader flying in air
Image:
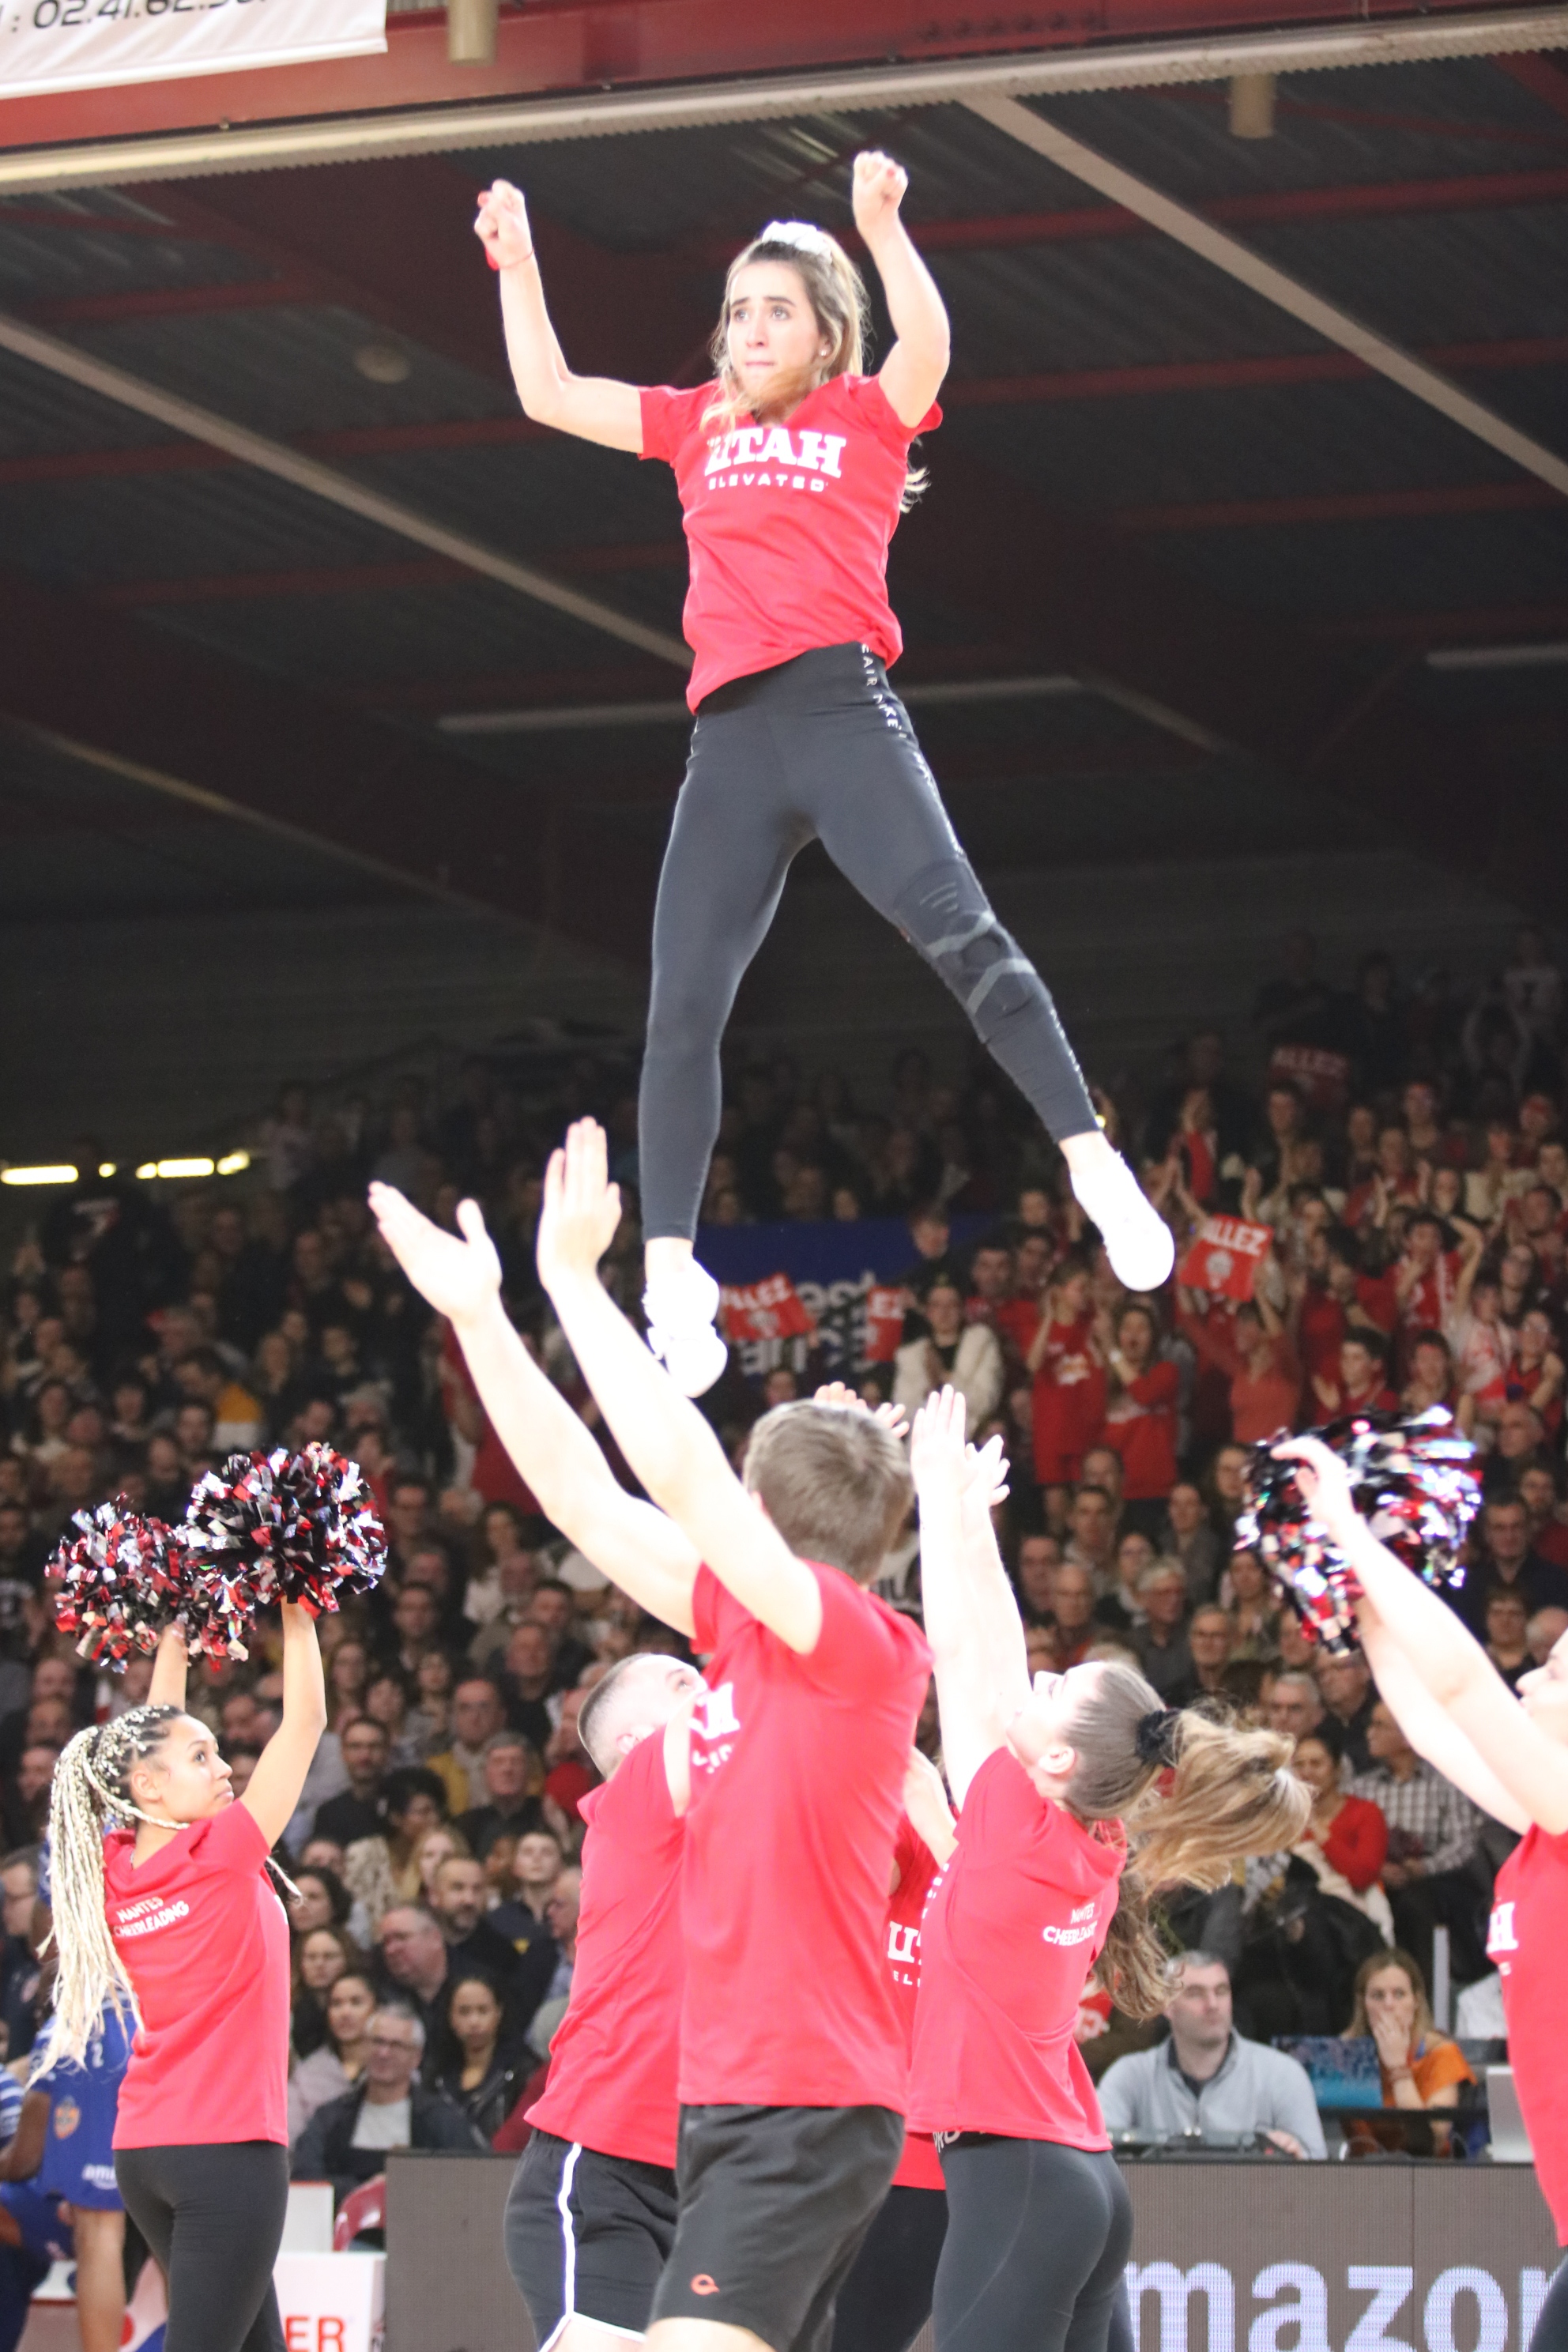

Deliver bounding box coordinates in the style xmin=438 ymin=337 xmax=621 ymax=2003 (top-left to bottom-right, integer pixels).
xmin=1277 ymin=1435 xmax=1568 ymax=2343
xmin=476 ymin=156 xmax=1176 ymax=1394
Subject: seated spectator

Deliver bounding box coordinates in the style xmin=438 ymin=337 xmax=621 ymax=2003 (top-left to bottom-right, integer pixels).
xmin=498 ymin=1627 xmax=560 ymax=1758
xmin=1349 ymin=1703 xmax=1488 ymax=1985
xmin=1159 ymin=1480 xmax=1222 ymax=1605
xmin=0 ymin=1849 xmax=41 ymax=2062
xmin=893 ymin=1276 xmax=1003 ymax=1437
xmin=412 ymin=1825 xmax=469 ymax=1905
xmin=429 ymin=1855 xmax=526 ymax=1992
xmin=382 ymin=1582 xmax=444 ymax=1683
xmin=311 ymin=1717 xmax=390 ymax=1850
xmin=462 ymin=1502 xmax=538 ymax=1631
xmin=1012 ymin=1533 xmax=1061 ymax=1629
xmin=291 ymin=1925 xmax=360 ymax=2061
xmin=1045 ymin=1562 xmax=1099 ymax=1669
xmin=1187 ymin=1605 xmax=1234 ymax=1701
xmin=360 ymin=1668 xmax=420 ymax=1769
xmin=1461 ymin=1495 xmax=1568 ymax=1634
xmin=541 ymin=1688 xmax=597 ymax=1830
xmin=524 ymin=1580 xmax=594 ymax=1690
xmin=343 ymin=1767 xmax=448 ymax=1932
xmin=1484 ymin=1588 xmax=1533 ymax=1690
xmin=1096 ymin=1951 xmax=1325 ymax=2156
xmin=1528 ymin=1606 xmax=1568 ymax=1666
xmin=1094 ymin=1529 xmax=1155 ymax=1634
xmin=528 ymin=1864 xmax=582 ymax=2060
xmin=406 ymin=1649 xmax=457 ymax=1759
xmin=491 ymin=1830 xmax=566 ymax=1943
xmin=456 ymin=1731 xmax=545 ymax=1860
xmin=1289 ymin=1724 xmax=1393 ymax=1943
xmin=292 ymin=2002 xmax=480 ymax=2201
xmin=1518 ymin=1462 xmax=1568 ymax=1570
xmin=425 ymin=1973 xmax=530 ymax=2141
xmin=1220 ymin=1551 xmax=1283 ymax=1659
xmin=1099 ymin=1306 xmax=1179 ymax=1535
xmin=1133 ymin=1562 xmax=1197 ymax=1704
xmin=1345 ymin=1949 xmax=1475 ymax=2149
xmin=375 ymin=1905 xmax=454 ymax=2041
xmin=1265 ymin=1670 xmax=1324 ymax=1742
xmin=288 ymin=1970 xmax=377 ymax=2149
xmin=1312 ymin=1649 xmax=1377 ymax=1774
xmin=1063 ymin=1485 xmax=1117 ymax=1589
xmin=428 ymin=1678 xmax=506 ymax=1816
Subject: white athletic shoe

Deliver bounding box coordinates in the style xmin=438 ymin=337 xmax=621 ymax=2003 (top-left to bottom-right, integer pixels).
xmin=1070 ymin=1150 xmax=1176 ymax=1292
xmin=643 ymin=1258 xmax=729 ymax=1398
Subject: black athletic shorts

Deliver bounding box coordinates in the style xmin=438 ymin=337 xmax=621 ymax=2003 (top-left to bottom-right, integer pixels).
xmin=504 ymin=2128 xmax=678 ymax=2349
xmin=651 ymin=2102 xmax=904 ymax=2351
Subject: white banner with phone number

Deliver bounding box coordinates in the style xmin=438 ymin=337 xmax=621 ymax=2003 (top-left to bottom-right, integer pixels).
xmin=0 ymin=0 xmax=386 ymax=101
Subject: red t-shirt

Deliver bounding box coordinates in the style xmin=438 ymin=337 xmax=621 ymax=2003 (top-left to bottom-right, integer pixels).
xmin=104 ymin=1800 xmax=289 ymax=2148
xmin=1099 ymin=1363 xmax=1180 ymax=1501
xmin=1031 ymin=1317 xmax=1106 ymax=1487
xmin=639 ymin=374 xmax=940 ymax=710
xmin=681 ymin=1559 xmax=931 ymax=2109
xmin=908 ymin=1748 xmax=1124 ymax=2145
xmin=1490 ymin=1826 xmax=1568 ymax=2241
xmin=526 ymin=1730 xmax=684 ymax=2169
xmin=887 ymin=1813 xmax=944 ymax=2192
xmin=1297 ymin=1289 xmax=1348 ymax=1385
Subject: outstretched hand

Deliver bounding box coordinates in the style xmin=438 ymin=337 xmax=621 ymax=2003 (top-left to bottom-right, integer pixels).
xmin=910 ymin=1384 xmax=967 ymax=1498
xmin=959 ymin=1431 xmax=1010 ymax=1542
xmin=852 ymin=149 xmax=909 ymax=244
xmin=537 ymin=1120 xmax=623 ymax=1294
xmin=475 ymin=179 xmax=535 ymax=270
xmin=369 ymin=1182 xmax=503 ymax=1325
xmin=812 ymin=1380 xmax=910 ymax=1442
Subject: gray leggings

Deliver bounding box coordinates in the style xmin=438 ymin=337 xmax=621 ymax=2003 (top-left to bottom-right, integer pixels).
xmin=639 ymin=643 xmax=1099 ymax=1238
xmin=933 ymin=2135 xmax=1134 ymax=2352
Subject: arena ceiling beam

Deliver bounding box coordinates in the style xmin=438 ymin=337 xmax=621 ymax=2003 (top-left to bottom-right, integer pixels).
xmin=0 ymin=4 xmax=1563 ymax=190
xmin=962 ymin=96 xmax=1568 ymax=498
xmin=0 ymin=566 xmax=658 ymax=962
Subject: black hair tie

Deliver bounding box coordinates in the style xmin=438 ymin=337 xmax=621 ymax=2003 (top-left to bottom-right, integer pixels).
xmin=1135 ymin=1708 xmax=1182 ymax=1768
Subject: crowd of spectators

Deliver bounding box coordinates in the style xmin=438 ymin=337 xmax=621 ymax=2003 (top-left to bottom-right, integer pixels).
xmin=0 ymin=921 xmax=1563 ymax=2166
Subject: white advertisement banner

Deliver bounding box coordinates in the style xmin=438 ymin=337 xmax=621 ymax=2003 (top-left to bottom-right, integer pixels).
xmin=0 ymin=0 xmax=387 ymax=102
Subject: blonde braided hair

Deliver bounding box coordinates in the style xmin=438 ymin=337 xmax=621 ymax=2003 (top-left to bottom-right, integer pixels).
xmin=44 ymin=1708 xmax=183 ymax=2065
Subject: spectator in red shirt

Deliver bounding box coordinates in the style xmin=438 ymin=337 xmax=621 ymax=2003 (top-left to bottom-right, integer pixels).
xmin=1098 ymin=1305 xmax=1179 ymax=1534
xmin=1178 ymin=1292 xmax=1302 ymax=1446
xmin=1026 ymin=1260 xmax=1106 ymax=1492
xmin=1518 ymin=1464 xmax=1568 ymax=1570
xmin=1401 ymin=1329 xmax=1459 ymax=1423
xmin=1312 ymin=1331 xmax=1398 ymax=1423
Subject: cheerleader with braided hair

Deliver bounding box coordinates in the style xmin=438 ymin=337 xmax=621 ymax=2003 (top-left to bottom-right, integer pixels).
xmin=47 ymin=1605 xmax=326 ymax=2352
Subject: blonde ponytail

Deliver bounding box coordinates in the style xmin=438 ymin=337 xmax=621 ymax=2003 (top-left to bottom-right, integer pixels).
xmin=1062 ymin=1662 xmax=1308 ymax=2022
xmin=44 ymin=1709 xmax=180 ymax=2064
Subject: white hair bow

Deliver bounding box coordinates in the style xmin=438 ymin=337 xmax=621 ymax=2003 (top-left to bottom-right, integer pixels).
xmin=758 ymin=219 xmax=835 ymax=255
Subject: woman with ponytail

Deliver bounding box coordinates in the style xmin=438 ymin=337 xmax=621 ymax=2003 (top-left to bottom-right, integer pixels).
xmin=47 ymin=1603 xmax=326 ymax=2352
xmin=906 ymin=1389 xmax=1306 ymax=2352
xmin=467 ymin=156 xmax=1174 ymax=1398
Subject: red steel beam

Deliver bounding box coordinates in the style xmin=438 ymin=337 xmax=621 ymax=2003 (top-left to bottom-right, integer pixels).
xmin=1494 ymin=54 xmax=1568 ymax=124
xmin=0 ymin=0 xmax=1524 ymax=154
xmin=1114 ymin=479 xmax=1565 ymax=532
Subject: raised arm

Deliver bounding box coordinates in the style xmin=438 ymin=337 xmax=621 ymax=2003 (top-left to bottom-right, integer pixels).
xmin=240 ymin=1603 xmax=327 ymax=1849
xmin=1278 ymin=1435 xmax=1568 ymax=1834
xmin=368 ymin=1182 xmax=700 ymax=1634
xmin=910 ymin=1390 xmax=1025 ymax=1804
xmin=853 ymin=153 xmax=951 ymax=428
xmin=537 ymin=1123 xmax=824 ymax=1654
xmin=477 ymin=181 xmax=643 ymax=452
xmin=148 ymin=1621 xmax=189 ymax=1710
xmin=1355 ymin=1600 xmax=1528 ymax=1833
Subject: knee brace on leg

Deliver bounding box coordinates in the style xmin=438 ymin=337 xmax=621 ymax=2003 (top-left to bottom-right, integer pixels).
xmin=894 ymin=858 xmax=1045 ymax=1040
